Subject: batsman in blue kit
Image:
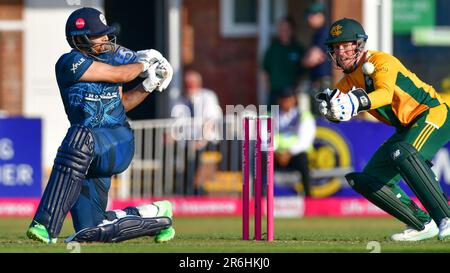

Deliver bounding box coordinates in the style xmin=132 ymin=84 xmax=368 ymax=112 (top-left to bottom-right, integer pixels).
xmin=26 ymin=7 xmax=175 ymax=243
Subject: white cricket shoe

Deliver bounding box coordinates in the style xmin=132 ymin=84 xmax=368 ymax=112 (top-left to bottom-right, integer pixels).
xmin=438 ymin=217 xmax=450 ymax=241
xmin=390 ymin=220 xmax=438 ymax=241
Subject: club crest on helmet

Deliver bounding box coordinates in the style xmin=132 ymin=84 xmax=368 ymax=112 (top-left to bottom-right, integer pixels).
xmin=330 ymin=24 xmax=343 ymax=37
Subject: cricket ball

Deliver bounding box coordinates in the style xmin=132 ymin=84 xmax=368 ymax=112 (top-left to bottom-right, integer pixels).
xmin=362 ymin=62 xmax=375 ymax=75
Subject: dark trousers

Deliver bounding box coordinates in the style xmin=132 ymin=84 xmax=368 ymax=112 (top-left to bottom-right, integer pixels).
xmin=275 ymin=152 xmax=311 ymax=197
xmin=71 ymin=126 xmax=135 ymax=232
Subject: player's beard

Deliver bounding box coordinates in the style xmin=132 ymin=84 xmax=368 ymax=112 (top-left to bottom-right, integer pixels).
xmin=92 ymin=36 xmax=116 ymax=54
xmin=333 ymin=51 xmax=361 ymax=74
xmin=89 ymin=36 xmax=117 ymax=62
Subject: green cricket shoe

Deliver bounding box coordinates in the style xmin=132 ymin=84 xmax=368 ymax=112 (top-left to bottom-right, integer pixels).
xmin=26 ymin=221 xmax=57 ymax=244
xmin=153 ymin=200 xmax=175 ymax=243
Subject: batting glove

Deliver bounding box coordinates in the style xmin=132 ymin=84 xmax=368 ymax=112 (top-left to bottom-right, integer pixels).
xmin=142 ymin=62 xmax=164 ymax=93
xmin=137 ymin=49 xmax=164 ymax=77
xmin=155 ymin=58 xmax=173 ymax=91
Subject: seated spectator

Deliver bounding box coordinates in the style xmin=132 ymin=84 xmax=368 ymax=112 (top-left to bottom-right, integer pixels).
xmin=274 ymin=87 xmax=316 ymax=197
xmin=170 ymin=69 xmax=222 ymax=195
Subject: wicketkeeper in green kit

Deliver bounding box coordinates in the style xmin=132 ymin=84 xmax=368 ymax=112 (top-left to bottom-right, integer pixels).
xmin=316 ymin=18 xmax=450 ymax=241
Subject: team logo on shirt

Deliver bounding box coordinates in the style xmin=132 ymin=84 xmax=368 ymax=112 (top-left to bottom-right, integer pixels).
xmin=84 ymin=92 xmax=118 ymax=101
xmin=68 ymin=83 xmax=124 ymax=127
xmin=71 ymin=57 xmax=86 ymax=74
xmin=330 ymin=24 xmax=343 ymax=37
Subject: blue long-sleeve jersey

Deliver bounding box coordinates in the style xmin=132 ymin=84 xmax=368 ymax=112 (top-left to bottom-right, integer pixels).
xmin=55 ymin=46 xmax=137 ymax=128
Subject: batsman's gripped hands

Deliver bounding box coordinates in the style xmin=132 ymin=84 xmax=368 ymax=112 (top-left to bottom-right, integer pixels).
xmin=142 ymin=62 xmax=163 ymax=93
xmin=137 ymin=49 xmax=164 ymax=75
xmin=142 ymin=60 xmax=173 ymax=93
xmin=155 ymin=57 xmax=173 ymax=91
xmin=138 ymin=49 xmax=173 ymax=93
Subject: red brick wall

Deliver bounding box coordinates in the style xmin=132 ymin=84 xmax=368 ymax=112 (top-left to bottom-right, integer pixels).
xmin=0 ymin=0 xmax=22 ymax=20
xmin=183 ymin=0 xmax=258 ymax=108
xmin=0 ymin=0 xmax=23 ymax=115
xmin=331 ymin=0 xmax=362 ymax=22
xmin=0 ymin=31 xmax=23 ymax=115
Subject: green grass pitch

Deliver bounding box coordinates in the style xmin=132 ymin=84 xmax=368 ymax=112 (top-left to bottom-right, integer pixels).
xmin=1 ymin=216 xmax=449 ymax=253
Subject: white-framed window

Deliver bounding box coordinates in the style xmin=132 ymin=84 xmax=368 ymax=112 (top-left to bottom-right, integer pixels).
xmin=220 ymin=0 xmax=287 ymax=37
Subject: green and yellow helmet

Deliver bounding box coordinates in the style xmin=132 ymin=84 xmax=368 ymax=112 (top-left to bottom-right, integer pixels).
xmin=325 ymin=18 xmax=368 ymax=46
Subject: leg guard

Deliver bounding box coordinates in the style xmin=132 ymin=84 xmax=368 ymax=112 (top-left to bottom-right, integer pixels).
xmin=33 ymin=125 xmax=94 ymax=238
xmin=65 ymin=216 xmax=172 ymax=243
xmin=346 ymin=172 xmax=425 ymax=230
xmin=390 ymin=142 xmax=450 ymax=223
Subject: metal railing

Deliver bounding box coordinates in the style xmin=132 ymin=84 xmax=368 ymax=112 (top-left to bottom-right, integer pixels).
xmin=115 ymin=116 xmax=243 ymax=199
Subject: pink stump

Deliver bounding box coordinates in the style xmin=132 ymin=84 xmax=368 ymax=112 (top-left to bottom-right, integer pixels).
xmin=242 ymin=117 xmax=250 ymax=240
xmin=266 ymin=117 xmax=274 ymax=241
xmin=255 ymin=117 xmax=262 ymax=240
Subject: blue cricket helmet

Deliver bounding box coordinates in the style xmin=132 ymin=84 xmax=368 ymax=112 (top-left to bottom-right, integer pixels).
xmin=65 ymin=7 xmax=117 ymax=58
xmin=66 ymin=7 xmax=115 ymax=37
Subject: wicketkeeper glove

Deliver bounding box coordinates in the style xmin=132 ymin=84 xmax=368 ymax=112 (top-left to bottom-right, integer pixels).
xmin=329 ymin=87 xmax=371 ymax=121
xmin=315 ymin=88 xmax=341 ymax=123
